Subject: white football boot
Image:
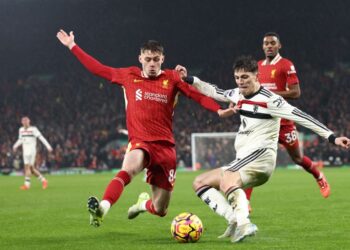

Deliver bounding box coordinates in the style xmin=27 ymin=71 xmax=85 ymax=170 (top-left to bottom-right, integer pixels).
xmin=127 ymin=192 xmax=150 ymax=219
xmin=232 ymin=223 xmax=258 ymax=243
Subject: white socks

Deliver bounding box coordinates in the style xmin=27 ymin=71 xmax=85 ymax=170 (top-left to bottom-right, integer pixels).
xmin=100 ymin=200 xmax=111 ymax=216
xmin=227 ymin=188 xmax=250 ymax=226
xmin=197 ymin=186 xmax=235 ymax=223
xmin=24 ymin=177 xmax=31 ymax=187
xmin=37 ymin=175 xmax=45 ymax=182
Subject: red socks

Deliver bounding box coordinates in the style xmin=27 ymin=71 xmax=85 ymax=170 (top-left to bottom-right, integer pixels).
xmin=102 ymin=170 xmax=131 ymax=205
xmin=145 ymin=199 xmax=166 ymax=217
xmin=300 ymin=156 xmax=320 ymax=179
xmin=244 ymin=188 xmax=253 ymax=201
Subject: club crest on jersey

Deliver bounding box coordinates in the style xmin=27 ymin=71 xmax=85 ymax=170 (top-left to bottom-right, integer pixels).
xmin=271 ymin=69 xmax=276 ymax=78
xmin=162 ymin=80 xmax=169 ymax=89
xmin=136 ymin=89 xmax=142 ymax=101
xmin=253 ymin=105 xmax=259 ymax=114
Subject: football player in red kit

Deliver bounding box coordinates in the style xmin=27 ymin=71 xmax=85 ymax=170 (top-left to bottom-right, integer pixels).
xmin=244 ymin=32 xmax=330 ymax=206
xmin=57 ymin=29 xmax=233 ymax=228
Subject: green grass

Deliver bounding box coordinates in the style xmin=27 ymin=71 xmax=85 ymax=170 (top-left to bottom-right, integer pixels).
xmin=0 ymin=168 xmax=349 ymax=250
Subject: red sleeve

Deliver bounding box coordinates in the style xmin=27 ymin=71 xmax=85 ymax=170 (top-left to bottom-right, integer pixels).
xmin=173 ymin=71 xmax=221 ymax=112
xmin=71 ymin=45 xmax=131 ymax=85
xmin=71 ymin=45 xmax=115 ymax=81
xmin=284 ymin=60 xmax=299 ymax=85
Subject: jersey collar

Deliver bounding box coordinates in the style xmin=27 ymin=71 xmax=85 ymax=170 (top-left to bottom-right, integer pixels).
xmin=244 ymin=86 xmax=264 ymax=99
xmin=262 ymin=53 xmax=282 ymax=65
xmin=141 ymin=70 xmax=164 ymax=78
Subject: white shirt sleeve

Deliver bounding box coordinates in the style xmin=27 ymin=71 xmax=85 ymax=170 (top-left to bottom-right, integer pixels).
xmin=35 ymin=127 xmax=53 ymax=151
xmin=192 ymin=76 xmax=234 ymax=103
xmin=267 ymin=95 xmax=334 ymax=140
xmin=13 ymin=129 xmax=23 ymax=150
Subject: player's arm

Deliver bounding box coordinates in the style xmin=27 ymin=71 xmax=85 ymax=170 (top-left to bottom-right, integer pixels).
xmin=56 ymin=29 xmax=114 ymax=81
xmin=13 ymin=130 xmax=22 ymax=152
xmin=274 ymin=61 xmax=301 ymax=99
xmin=273 ymin=84 xmax=301 ymax=99
xmin=34 ymin=128 xmax=53 ymax=152
xmin=183 ymin=76 xmax=233 ymax=103
xmin=176 ymin=80 xmax=236 ymax=118
xmin=38 ymin=135 xmax=53 ymax=152
xmin=13 ymin=139 xmax=22 ymax=152
xmin=175 ymin=65 xmax=233 ymax=103
xmin=267 ymin=96 xmax=350 ymax=148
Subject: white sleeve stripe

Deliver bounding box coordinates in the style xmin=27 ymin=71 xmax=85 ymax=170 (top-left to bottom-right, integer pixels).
xmin=291 ymin=108 xmax=330 ymax=132
xmin=215 ymin=87 xmax=225 ymax=94
xmin=260 ymin=89 xmax=273 ymax=97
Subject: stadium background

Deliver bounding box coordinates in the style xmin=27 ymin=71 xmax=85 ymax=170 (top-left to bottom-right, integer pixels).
xmin=1 ymin=0 xmax=349 ymax=174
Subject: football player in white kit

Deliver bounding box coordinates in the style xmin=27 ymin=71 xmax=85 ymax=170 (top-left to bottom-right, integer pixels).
xmin=13 ymin=117 xmax=53 ymax=190
xmin=175 ymin=56 xmax=350 ymax=243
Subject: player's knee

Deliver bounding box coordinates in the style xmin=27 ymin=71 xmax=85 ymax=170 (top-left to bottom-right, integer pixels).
xmin=292 ymin=156 xmax=303 ymax=164
xmin=192 ymin=175 xmax=205 ymax=191
xmin=219 ymin=182 xmax=229 ymax=194
xmin=153 ymin=204 xmax=168 ymax=217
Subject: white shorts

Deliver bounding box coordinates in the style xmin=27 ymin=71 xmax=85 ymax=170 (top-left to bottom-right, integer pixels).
xmin=221 ymin=148 xmax=276 ymax=188
xmin=23 ymin=154 xmax=36 ymax=166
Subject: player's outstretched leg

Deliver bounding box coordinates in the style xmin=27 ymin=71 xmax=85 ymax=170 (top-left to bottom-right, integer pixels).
xmin=87 ymin=196 xmax=105 ymax=227
xmin=195 ymin=185 xmax=237 ymax=238
xmin=226 ymin=187 xmax=258 ymax=243
xmin=87 ymin=170 xmax=132 ymax=226
xmin=31 ymin=166 xmax=48 ymax=189
xmin=285 ymin=141 xmax=331 ymax=198
xmin=127 ymin=192 xmax=150 ymax=219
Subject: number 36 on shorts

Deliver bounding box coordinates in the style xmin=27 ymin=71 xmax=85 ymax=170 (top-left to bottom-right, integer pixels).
xmin=284 ymin=130 xmax=297 ymax=144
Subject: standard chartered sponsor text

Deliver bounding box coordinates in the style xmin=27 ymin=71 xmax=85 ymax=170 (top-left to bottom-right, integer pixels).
xmin=144 ymin=92 xmax=168 ymax=103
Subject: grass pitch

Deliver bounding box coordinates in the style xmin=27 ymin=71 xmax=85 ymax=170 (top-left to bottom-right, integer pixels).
xmin=0 ymin=168 xmax=349 ymax=250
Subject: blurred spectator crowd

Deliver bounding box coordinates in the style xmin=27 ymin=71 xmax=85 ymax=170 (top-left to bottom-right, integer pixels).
xmin=0 ymin=61 xmax=349 ymax=173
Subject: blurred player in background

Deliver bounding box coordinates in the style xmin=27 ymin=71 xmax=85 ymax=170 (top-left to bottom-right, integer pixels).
xmin=243 ymin=32 xmax=331 ymax=206
xmin=56 ymin=29 xmax=232 ymax=228
xmin=178 ymin=56 xmax=350 ymax=242
xmin=13 ymin=116 xmax=52 ymax=190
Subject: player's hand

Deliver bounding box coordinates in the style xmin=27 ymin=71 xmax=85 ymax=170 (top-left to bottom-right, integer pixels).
xmin=12 ymin=147 xmax=17 ymax=153
xmin=175 ymin=65 xmax=188 ymax=79
xmin=217 ymin=108 xmax=237 ymax=118
xmin=56 ymin=29 xmax=76 ymax=50
xmin=48 ymin=147 xmax=53 ymax=153
xmin=335 ymin=136 xmax=350 ymax=149
xmin=228 ymin=103 xmax=240 ymax=113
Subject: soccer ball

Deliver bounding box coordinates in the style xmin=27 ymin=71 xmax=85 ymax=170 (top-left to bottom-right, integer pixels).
xmin=171 ymin=212 xmax=203 ymax=243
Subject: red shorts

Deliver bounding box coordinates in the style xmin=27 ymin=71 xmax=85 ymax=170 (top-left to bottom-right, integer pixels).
xmin=278 ymin=124 xmax=301 ymax=150
xmin=127 ymin=140 xmax=177 ymax=191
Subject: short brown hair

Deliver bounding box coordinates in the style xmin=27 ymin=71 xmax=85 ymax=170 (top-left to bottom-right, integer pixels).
xmin=233 ymin=55 xmax=258 ymax=73
xmin=140 ymin=40 xmax=164 ymax=54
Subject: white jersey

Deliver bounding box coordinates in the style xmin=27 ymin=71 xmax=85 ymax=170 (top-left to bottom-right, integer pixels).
xmin=192 ymin=77 xmax=334 ymax=159
xmin=13 ymin=126 xmax=52 ymax=156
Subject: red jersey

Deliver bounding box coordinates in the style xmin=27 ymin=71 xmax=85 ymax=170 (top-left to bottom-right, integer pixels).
xmin=71 ymin=45 xmax=220 ymax=144
xmin=258 ymin=54 xmax=299 ymax=125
